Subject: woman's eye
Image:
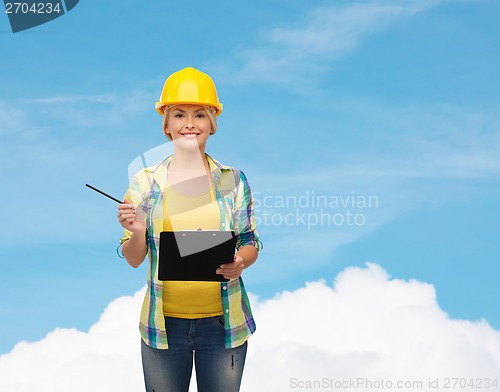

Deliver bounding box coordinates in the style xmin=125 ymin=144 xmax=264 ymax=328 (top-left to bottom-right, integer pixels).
xmin=174 ymin=113 xmax=184 ymax=118
xmin=195 ymin=113 xmax=205 ymax=118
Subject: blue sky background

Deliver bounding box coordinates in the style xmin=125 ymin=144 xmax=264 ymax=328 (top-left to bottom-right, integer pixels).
xmin=1 ymin=0 xmax=499 ymax=355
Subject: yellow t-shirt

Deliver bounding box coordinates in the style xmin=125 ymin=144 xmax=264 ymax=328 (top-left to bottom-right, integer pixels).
xmin=162 ymin=178 xmax=223 ymax=318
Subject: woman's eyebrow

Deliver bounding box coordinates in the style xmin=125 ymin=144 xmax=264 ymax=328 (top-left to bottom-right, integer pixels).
xmin=173 ymin=108 xmax=205 ymax=113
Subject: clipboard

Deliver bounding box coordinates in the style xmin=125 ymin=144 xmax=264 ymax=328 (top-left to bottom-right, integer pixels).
xmin=158 ymin=230 xmax=237 ymax=282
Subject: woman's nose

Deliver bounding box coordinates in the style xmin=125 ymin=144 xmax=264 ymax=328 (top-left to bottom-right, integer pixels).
xmin=184 ymin=115 xmax=195 ymax=128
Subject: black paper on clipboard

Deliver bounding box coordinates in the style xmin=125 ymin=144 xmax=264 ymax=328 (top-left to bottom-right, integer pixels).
xmin=158 ymin=231 xmax=237 ymax=282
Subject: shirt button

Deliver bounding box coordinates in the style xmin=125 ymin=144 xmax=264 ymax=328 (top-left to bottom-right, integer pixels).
xmin=225 ymin=309 xmax=229 ymax=313
xmin=223 ymin=286 xmax=227 ymax=290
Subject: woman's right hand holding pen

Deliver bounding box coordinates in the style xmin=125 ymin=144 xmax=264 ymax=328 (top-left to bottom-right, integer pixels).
xmin=117 ymin=199 xmax=146 ymax=234
xmin=118 ymin=199 xmax=147 ymax=267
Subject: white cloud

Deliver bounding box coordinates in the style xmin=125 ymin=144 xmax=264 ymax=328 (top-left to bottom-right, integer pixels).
xmin=215 ymin=0 xmax=445 ymax=88
xmin=0 ymin=100 xmax=42 ymax=140
xmin=1 ymin=263 xmax=499 ymax=392
xmin=331 ymin=101 xmax=500 ymax=180
xmin=0 ymin=288 xmax=145 ymax=392
xmin=32 ymin=94 xmax=119 ymax=104
xmin=248 ymin=264 xmax=500 ymax=390
xmin=27 ymin=89 xmax=152 ymax=128
xmin=1 ymin=90 xmax=150 ymax=142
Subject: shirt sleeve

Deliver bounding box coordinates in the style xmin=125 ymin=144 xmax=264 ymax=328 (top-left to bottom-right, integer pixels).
xmin=233 ymin=170 xmax=263 ymax=251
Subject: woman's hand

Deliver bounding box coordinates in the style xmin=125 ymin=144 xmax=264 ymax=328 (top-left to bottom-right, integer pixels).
xmin=117 ymin=199 xmax=146 ymax=234
xmin=216 ymin=255 xmax=245 ymax=280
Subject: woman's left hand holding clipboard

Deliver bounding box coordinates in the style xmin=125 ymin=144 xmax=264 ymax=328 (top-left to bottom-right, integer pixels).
xmin=216 ymin=255 xmax=245 ymax=280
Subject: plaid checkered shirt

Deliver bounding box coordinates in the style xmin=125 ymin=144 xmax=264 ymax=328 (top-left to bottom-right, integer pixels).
xmin=120 ymin=154 xmax=263 ymax=349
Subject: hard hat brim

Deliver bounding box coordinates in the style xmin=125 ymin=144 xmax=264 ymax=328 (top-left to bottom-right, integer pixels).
xmin=155 ymin=101 xmax=223 ymax=116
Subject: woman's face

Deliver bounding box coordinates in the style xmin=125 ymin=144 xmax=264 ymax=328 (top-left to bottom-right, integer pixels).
xmin=165 ymin=104 xmax=212 ymax=148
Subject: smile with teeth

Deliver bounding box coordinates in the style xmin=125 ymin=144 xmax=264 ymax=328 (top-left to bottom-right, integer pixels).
xmin=180 ymin=132 xmax=200 ymax=137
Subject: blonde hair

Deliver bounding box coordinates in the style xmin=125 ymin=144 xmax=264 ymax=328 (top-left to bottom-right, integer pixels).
xmin=162 ymin=105 xmax=218 ymax=141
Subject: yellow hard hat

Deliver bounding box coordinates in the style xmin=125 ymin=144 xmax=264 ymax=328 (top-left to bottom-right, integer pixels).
xmin=155 ymin=67 xmax=223 ymax=116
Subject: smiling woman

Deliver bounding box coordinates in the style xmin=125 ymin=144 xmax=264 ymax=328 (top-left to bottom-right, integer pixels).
xmin=162 ymin=106 xmax=218 ymax=141
xmin=162 ymin=105 xmax=215 ymax=149
xmin=117 ymin=66 xmax=263 ymax=392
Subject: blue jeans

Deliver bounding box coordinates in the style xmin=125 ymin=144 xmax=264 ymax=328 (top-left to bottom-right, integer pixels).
xmin=141 ymin=316 xmax=248 ymax=392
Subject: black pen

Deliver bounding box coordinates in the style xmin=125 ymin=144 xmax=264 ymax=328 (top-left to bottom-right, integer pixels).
xmin=85 ymin=184 xmax=123 ymax=204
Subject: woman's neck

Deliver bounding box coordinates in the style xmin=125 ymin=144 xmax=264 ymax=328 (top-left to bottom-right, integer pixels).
xmin=167 ymin=148 xmax=212 ymax=196
xmin=168 ymin=147 xmax=210 ymax=180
